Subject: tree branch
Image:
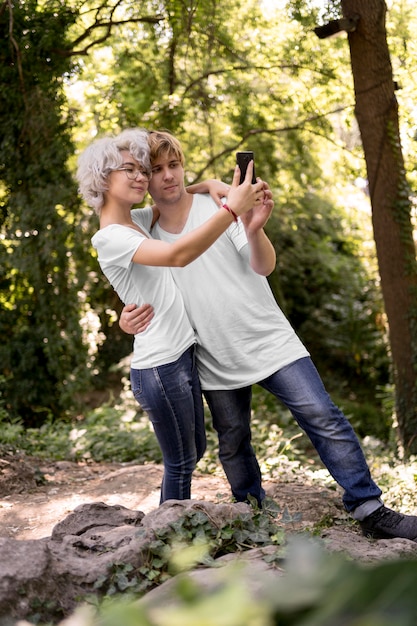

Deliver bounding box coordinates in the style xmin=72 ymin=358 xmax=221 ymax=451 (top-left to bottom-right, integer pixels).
xmin=52 ymin=9 xmax=162 ymax=57
xmin=190 ymin=104 xmax=356 ymax=182
xmin=181 ymin=63 xmax=338 ymax=97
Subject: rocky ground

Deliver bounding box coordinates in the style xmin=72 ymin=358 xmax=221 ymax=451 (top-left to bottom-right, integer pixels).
xmin=1 ymin=449 xmax=417 ymax=562
xmin=0 ymin=447 xmax=347 ymax=539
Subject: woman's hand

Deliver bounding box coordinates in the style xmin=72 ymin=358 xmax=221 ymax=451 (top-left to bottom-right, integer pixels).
xmin=226 ymin=161 xmax=264 ymax=217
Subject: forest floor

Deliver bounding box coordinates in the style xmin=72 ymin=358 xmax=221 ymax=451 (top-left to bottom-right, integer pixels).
xmin=0 ymin=448 xmax=349 ymax=540
xmin=2 ymin=449 xmax=417 ymax=564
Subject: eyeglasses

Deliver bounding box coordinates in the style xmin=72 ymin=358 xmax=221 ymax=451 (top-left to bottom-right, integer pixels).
xmin=115 ymin=167 xmax=152 ymax=180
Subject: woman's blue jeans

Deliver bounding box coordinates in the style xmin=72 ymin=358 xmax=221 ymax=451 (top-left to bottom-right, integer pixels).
xmin=204 ymin=356 xmax=382 ymax=512
xmin=131 ymin=346 xmax=206 ymax=504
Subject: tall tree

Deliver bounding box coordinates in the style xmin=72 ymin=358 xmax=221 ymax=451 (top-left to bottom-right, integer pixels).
xmin=0 ymin=1 xmax=167 ymax=424
xmin=0 ymin=0 xmax=92 ymax=424
xmin=340 ymin=0 xmax=417 ymax=453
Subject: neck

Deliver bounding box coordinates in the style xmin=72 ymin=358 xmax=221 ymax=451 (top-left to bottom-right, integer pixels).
xmin=99 ymin=201 xmax=133 ymax=228
xmin=156 ymin=192 xmax=193 ymax=233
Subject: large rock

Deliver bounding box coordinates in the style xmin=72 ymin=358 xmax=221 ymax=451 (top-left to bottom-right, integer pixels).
xmin=1 ymin=499 xmax=417 ymax=624
xmin=0 ymin=500 xmax=254 ymax=622
xmin=51 ymin=501 xmax=144 ymax=540
xmin=0 ymin=538 xmax=50 ymax=619
xmin=140 ymin=498 xmax=250 ymax=530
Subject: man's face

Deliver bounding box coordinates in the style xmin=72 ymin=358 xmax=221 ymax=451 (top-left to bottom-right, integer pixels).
xmin=148 ymin=152 xmax=185 ymax=205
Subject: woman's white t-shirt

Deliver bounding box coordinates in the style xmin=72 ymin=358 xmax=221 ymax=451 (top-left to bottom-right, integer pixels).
xmin=91 ymin=220 xmax=195 ymax=369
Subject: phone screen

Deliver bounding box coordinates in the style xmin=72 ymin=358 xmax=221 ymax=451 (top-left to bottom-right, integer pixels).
xmin=236 ymin=151 xmax=256 ymax=184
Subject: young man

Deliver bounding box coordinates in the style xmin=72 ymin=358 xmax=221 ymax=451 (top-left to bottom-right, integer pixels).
xmin=120 ymin=130 xmax=417 ymax=541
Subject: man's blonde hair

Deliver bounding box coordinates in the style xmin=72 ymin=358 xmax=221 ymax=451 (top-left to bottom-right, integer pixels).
xmin=148 ymin=130 xmax=185 ymax=166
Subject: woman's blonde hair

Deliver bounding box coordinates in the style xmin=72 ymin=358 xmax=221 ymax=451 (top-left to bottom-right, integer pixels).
xmin=76 ymin=128 xmax=150 ymax=214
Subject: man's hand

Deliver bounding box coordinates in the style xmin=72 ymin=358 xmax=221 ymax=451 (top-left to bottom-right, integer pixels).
xmin=239 ymin=181 xmax=274 ymax=234
xmin=119 ymin=303 xmax=154 ymax=335
xmin=205 ymin=179 xmax=231 ymax=207
xmin=186 ymin=179 xmax=231 ymax=207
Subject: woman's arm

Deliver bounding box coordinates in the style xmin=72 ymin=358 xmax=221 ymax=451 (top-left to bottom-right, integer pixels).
xmin=133 ymin=163 xmax=262 ymax=267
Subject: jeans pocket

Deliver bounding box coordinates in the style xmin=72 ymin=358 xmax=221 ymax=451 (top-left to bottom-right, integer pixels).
xmin=130 ymin=368 xmax=143 ymax=399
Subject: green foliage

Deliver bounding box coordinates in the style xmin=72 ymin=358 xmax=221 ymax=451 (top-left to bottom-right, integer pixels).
xmin=0 ymin=402 xmax=162 ymax=464
xmin=266 ymin=190 xmax=391 ymax=420
xmin=0 ymin=0 xmax=92 ymax=425
xmin=92 ymin=498 xmax=287 ymax=598
xmin=69 ymin=405 xmax=163 ymax=463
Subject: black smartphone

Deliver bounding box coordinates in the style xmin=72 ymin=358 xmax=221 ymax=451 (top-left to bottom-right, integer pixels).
xmin=236 ymin=151 xmax=256 ymax=184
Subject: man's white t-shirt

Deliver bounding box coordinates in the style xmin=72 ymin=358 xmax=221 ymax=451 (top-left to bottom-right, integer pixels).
xmin=131 ymin=196 xmax=309 ymax=389
xmin=91 ymin=222 xmax=195 ymax=369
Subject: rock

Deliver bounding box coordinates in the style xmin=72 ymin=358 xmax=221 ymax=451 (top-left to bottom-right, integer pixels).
xmin=140 ymin=498 xmax=251 ymax=530
xmin=139 ymin=543 xmax=284 ymax=613
xmin=0 ymin=538 xmax=50 ymax=619
xmin=1 ymin=499 xmax=417 ymax=624
xmin=0 ymin=500 xmax=255 ymax=623
xmin=51 ymin=501 xmax=144 ymax=540
xmin=320 ymin=527 xmax=417 ymax=561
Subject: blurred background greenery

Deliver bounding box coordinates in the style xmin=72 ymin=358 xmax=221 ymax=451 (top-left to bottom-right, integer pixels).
xmin=1 ymin=0 xmax=417 ymax=452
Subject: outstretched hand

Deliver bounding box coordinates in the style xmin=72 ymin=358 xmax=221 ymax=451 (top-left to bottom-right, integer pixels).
xmin=205 ymin=180 xmax=231 ymax=207
xmin=226 ymin=161 xmax=264 ymax=217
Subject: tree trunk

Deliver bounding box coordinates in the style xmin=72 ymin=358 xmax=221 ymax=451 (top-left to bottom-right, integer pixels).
xmin=341 ymin=0 xmax=417 ymax=454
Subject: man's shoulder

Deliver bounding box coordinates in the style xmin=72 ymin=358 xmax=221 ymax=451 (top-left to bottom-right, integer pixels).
xmin=190 ymin=193 xmax=218 ymax=210
xmin=131 ymin=206 xmax=154 ymax=225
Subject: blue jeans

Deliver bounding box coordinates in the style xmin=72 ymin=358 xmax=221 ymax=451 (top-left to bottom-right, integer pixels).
xmin=204 ymin=357 xmax=382 ymax=512
xmin=131 ymin=346 xmax=206 ymax=503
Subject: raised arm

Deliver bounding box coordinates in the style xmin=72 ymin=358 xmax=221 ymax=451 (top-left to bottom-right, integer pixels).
xmin=132 ymin=163 xmax=262 ymax=268
xmin=239 ymin=181 xmax=276 ymax=276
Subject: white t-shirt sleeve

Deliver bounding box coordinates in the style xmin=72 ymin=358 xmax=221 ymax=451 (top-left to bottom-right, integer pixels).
xmin=227 ymin=219 xmax=249 ymax=254
xmin=92 ymin=225 xmax=146 ymax=269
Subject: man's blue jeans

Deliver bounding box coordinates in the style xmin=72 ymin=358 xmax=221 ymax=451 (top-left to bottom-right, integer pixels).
xmin=204 ymin=356 xmax=382 ymax=512
xmin=131 ymin=346 xmax=206 ymax=503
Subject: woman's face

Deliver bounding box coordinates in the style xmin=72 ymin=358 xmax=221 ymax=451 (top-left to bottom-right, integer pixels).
xmin=106 ymin=150 xmax=150 ymax=207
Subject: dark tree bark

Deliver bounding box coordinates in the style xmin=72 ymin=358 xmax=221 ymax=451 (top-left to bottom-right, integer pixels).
xmin=341 ymin=0 xmax=417 ymax=454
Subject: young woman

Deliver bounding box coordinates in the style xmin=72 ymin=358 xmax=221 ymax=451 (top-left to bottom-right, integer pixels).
xmin=76 ymin=128 xmax=261 ymax=504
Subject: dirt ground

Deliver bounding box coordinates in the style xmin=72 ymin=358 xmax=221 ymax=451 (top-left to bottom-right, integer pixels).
xmin=5 ymin=448 xmax=417 ymax=567
xmin=0 ymin=449 xmax=348 ymax=541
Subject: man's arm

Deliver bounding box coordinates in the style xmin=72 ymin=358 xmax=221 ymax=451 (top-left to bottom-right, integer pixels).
xmin=119 ymin=303 xmax=154 ymax=335
xmin=239 ymin=182 xmax=276 ymax=276
xmin=186 ymin=179 xmax=230 ymax=207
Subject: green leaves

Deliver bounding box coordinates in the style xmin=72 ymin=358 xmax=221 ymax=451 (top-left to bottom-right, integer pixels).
xmin=68 ymin=535 xmax=417 ymax=626
xmin=91 ymin=500 xmax=287 ymax=600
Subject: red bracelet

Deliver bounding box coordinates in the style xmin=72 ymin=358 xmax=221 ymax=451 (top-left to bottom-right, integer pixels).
xmin=222 ymin=203 xmax=238 ymax=222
